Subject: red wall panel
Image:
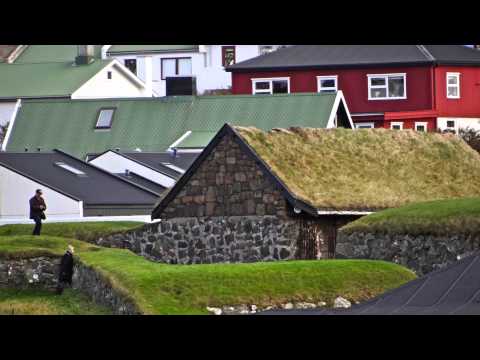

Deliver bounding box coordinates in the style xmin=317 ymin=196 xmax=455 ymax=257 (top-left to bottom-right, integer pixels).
xmin=232 ymin=66 xmax=434 ymax=114
xmin=435 ymin=66 xmax=480 ymax=117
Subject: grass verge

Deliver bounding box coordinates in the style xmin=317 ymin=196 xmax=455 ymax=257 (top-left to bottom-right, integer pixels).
xmin=341 ymin=197 xmax=480 ymax=236
xmin=0 ymin=221 xmax=143 ymax=243
xmin=0 ymin=288 xmax=113 ymax=315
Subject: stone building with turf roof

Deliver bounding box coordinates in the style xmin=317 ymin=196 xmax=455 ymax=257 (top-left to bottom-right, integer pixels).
xmin=98 ymin=124 xmax=480 ymax=265
xmin=3 ymin=92 xmax=353 ymax=159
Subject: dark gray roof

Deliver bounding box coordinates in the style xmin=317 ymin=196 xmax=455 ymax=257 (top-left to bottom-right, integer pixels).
xmin=261 ymin=252 xmax=480 ymax=315
xmin=0 ymin=150 xmax=159 ymax=206
xmin=122 ymin=152 xmax=199 ymax=178
xmin=227 ymin=45 xmax=480 ymax=71
xmin=116 ymin=172 xmax=167 ymax=195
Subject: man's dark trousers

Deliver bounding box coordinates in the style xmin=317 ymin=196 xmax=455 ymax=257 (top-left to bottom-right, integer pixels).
xmin=32 ymin=215 xmax=42 ymax=235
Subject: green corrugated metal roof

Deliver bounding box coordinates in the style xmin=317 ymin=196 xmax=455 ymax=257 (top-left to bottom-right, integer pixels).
xmin=14 ymin=45 xmax=102 ymax=64
xmin=6 ymin=93 xmax=337 ymax=159
xmin=176 ymin=131 xmax=217 ymax=148
xmin=0 ymin=60 xmax=113 ymax=99
xmin=107 ymin=45 xmax=198 ymax=54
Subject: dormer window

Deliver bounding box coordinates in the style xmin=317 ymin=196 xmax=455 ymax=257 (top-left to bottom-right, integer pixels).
xmin=95 ymin=108 xmax=115 ymax=129
xmin=55 ymin=162 xmax=86 ymax=176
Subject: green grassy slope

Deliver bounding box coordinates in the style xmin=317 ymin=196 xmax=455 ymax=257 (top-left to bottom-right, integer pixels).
xmin=0 ymin=222 xmax=143 ymax=243
xmin=341 ymin=197 xmax=480 ymax=236
xmin=0 ymin=288 xmax=112 ymax=315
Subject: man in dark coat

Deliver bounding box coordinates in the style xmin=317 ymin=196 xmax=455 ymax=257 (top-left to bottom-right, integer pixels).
xmin=56 ymin=245 xmax=75 ymax=295
xmin=29 ymin=189 xmax=47 ymax=236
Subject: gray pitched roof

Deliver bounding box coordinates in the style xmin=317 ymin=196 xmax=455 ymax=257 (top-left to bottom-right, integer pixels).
xmin=261 ymin=252 xmax=480 ymax=315
xmin=0 ymin=150 xmax=159 ymax=206
xmin=227 ymin=45 xmax=480 ymax=71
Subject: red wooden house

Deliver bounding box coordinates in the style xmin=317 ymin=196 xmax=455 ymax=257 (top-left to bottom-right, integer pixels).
xmin=227 ymin=45 xmax=480 ymax=132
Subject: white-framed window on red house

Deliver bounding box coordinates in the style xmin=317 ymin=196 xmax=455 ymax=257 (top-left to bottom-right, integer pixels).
xmin=252 ymin=78 xmax=290 ymax=95
xmin=415 ymin=122 xmax=428 ymax=132
xmin=368 ymin=73 xmax=406 ymax=100
xmin=390 ymin=121 xmax=404 ymax=130
xmin=446 ymin=72 xmax=460 ymax=99
xmin=317 ymin=75 xmax=338 ymax=93
xmin=355 ymin=122 xmax=375 ymax=129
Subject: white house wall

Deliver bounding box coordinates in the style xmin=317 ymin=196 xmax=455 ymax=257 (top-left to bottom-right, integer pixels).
xmin=0 ymin=166 xmax=82 ymax=219
xmin=71 ymin=64 xmax=149 ymax=99
xmin=0 ymin=102 xmax=16 ymax=126
xmin=437 ymin=117 xmax=480 ymax=133
xmin=110 ymin=45 xmax=274 ymax=97
xmin=89 ymin=151 xmax=176 ymax=188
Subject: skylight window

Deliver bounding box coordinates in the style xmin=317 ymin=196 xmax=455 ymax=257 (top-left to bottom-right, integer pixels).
xmin=55 ymin=162 xmax=86 ymax=176
xmin=162 ymin=162 xmax=186 ymax=174
xmin=95 ymin=108 xmax=115 ymax=129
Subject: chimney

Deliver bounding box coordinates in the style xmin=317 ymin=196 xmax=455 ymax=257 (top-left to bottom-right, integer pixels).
xmin=75 ymin=45 xmax=95 ymax=65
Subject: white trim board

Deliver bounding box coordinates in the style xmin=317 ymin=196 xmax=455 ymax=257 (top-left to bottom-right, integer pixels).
xmin=1 ymin=99 xmax=21 ymax=151
xmin=326 ymin=91 xmax=355 ymax=129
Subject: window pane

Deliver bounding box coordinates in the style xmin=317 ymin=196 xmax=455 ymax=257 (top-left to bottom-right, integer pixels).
xmin=124 ymin=59 xmax=137 ymax=75
xmin=223 ymin=47 xmax=235 ymax=66
xmin=448 ymin=86 xmax=458 ymax=97
xmin=96 ymin=109 xmax=114 ymax=128
xmin=447 ymin=76 xmax=458 ymax=85
xmin=255 ymin=81 xmax=270 ymax=90
xmin=272 ymin=80 xmax=288 ymax=93
xmin=178 ymin=58 xmax=192 ymax=76
xmin=447 ymin=120 xmax=455 ymax=128
xmin=392 ymin=125 xmax=401 ymax=130
xmin=320 ymin=79 xmax=336 ymax=88
xmin=416 ymin=125 xmax=426 ymax=132
xmin=370 ymin=88 xmax=387 ymax=98
xmin=370 ymin=77 xmax=386 ymax=86
xmin=162 ymin=59 xmax=176 ymax=78
xmin=388 ymin=76 xmax=405 ymax=97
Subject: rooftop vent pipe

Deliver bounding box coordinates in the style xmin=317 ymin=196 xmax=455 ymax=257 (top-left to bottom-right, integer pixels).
xmin=75 ymin=45 xmax=95 ymax=65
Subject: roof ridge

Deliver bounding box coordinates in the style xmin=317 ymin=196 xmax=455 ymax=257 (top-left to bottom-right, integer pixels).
xmin=416 ymin=45 xmax=436 ymax=61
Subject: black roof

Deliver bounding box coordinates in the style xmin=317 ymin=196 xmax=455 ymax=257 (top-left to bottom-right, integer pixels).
xmin=121 ymin=151 xmax=199 ymax=179
xmin=261 ymin=252 xmax=480 ymax=315
xmin=0 ymin=150 xmax=159 ymax=206
xmin=227 ymin=45 xmax=480 ymax=72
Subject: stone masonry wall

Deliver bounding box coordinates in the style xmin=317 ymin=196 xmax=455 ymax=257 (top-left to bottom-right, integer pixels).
xmin=0 ymin=257 xmax=61 ymax=289
xmin=336 ymin=231 xmax=480 ymax=276
xmin=161 ymin=133 xmax=289 ymax=219
xmin=97 ymin=216 xmax=300 ymax=264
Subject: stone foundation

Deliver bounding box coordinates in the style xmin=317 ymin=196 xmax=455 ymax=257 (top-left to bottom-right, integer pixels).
xmin=336 ymin=231 xmax=480 ymax=276
xmin=0 ymin=257 xmax=61 ymax=289
xmin=97 ymin=216 xmax=300 ymax=264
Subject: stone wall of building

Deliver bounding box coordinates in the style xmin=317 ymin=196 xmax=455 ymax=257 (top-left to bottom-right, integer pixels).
xmin=0 ymin=257 xmax=61 ymax=289
xmin=97 ymin=216 xmax=300 ymax=264
xmin=160 ymin=133 xmax=289 ymax=219
xmin=336 ymin=231 xmax=480 ymax=276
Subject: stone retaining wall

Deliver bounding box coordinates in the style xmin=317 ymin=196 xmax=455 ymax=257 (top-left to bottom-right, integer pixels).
xmin=72 ymin=263 xmax=142 ymax=315
xmin=97 ymin=216 xmax=300 ymax=264
xmin=336 ymin=231 xmax=480 ymax=275
xmin=0 ymin=257 xmax=60 ymax=289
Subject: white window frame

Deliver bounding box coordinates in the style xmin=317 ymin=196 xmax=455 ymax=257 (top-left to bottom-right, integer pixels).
xmin=415 ymin=122 xmax=428 ymax=132
xmin=390 ymin=122 xmax=404 ymax=130
xmin=368 ymin=73 xmax=407 ymax=100
xmin=355 ymin=122 xmax=375 ymax=129
xmin=446 ymin=72 xmax=460 ymax=99
xmin=317 ymin=75 xmax=338 ymax=93
xmin=251 ymin=77 xmax=290 ymax=95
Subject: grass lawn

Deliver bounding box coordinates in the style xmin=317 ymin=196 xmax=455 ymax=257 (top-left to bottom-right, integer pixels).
xmin=0 ymin=288 xmax=113 ymax=315
xmin=341 ymin=197 xmax=480 ymax=236
xmin=0 ymin=222 xmax=416 ymax=315
xmin=0 ymin=221 xmax=143 ymax=243
xmin=80 ymin=248 xmax=416 ymax=314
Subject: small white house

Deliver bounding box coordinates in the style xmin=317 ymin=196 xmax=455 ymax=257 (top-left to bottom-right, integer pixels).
xmin=104 ymin=45 xmax=284 ymax=97
xmin=0 ymin=45 xmax=153 ymax=127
